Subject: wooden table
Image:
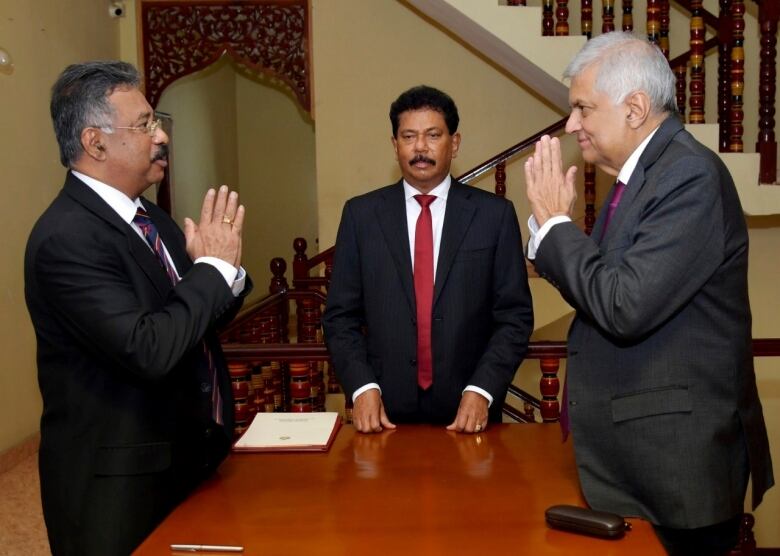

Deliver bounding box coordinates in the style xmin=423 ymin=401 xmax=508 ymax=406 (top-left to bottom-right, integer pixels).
xmin=134 ymin=423 xmax=664 ymax=555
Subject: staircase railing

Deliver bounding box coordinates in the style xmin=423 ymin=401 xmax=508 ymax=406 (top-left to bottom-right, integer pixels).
xmin=513 ymin=0 xmax=777 ymax=184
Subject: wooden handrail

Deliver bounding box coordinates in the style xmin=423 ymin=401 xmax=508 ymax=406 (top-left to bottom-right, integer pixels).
xmin=457 ymin=116 xmax=569 ymax=184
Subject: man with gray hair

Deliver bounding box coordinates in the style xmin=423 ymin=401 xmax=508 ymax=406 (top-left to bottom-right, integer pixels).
xmin=524 ymin=32 xmax=773 ymax=554
xmin=25 ymin=61 xmax=251 ymax=555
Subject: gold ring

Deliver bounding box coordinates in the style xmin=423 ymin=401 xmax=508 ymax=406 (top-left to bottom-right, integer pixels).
xmin=475 ymin=424 xmax=482 ymax=433
xmin=222 ymin=216 xmax=232 ymax=225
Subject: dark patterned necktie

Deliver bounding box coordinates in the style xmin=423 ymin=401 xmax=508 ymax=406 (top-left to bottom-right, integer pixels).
xmin=414 ymin=195 xmax=435 ymax=390
xmin=133 ymin=207 xmax=223 ymax=425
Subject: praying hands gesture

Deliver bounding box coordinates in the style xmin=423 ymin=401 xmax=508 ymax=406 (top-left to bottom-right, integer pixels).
xmin=184 ymin=185 xmax=244 ymax=268
xmin=524 ymin=135 xmax=578 ymax=227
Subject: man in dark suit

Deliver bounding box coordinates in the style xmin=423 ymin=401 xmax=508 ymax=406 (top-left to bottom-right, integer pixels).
xmin=25 ymin=61 xmax=251 ymax=555
xmin=524 ymin=32 xmax=774 ymax=555
xmin=323 ymin=85 xmax=533 ymax=434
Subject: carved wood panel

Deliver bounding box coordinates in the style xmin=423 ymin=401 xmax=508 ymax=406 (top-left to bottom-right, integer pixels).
xmin=141 ymin=0 xmax=310 ymax=112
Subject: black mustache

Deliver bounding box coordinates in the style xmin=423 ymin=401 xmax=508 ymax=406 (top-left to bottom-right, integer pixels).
xmin=152 ymin=144 xmax=169 ymax=163
xmin=410 ymin=155 xmax=435 ymax=165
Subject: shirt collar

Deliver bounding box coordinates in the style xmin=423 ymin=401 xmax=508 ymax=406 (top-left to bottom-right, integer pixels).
xmin=403 ymin=175 xmax=452 ymax=201
xmin=617 ymin=125 xmax=660 ymax=185
xmin=71 ymin=170 xmax=143 ymax=224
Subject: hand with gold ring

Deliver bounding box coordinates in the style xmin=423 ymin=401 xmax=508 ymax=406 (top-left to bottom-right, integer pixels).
xmin=184 ymin=184 xmax=244 ymax=268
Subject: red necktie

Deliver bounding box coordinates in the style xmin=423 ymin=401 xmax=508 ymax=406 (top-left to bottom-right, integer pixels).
xmin=414 ymin=195 xmax=435 ymax=390
xmin=133 ymin=207 xmax=224 ymax=425
xmin=561 ymin=180 xmax=627 ymax=440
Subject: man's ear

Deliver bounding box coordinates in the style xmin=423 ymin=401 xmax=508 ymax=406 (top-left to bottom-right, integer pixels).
xmin=451 ymin=132 xmax=461 ymax=159
xmin=625 ymin=90 xmax=651 ymax=129
xmin=81 ymin=127 xmax=107 ymax=161
xmin=391 ymin=135 xmax=399 ymax=161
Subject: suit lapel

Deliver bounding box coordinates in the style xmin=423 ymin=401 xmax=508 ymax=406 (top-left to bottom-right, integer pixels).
xmin=599 ymin=116 xmax=683 ymax=243
xmin=375 ymin=182 xmax=416 ymax=313
xmin=63 ymin=173 xmax=174 ymax=297
xmin=434 ymin=180 xmax=475 ymax=307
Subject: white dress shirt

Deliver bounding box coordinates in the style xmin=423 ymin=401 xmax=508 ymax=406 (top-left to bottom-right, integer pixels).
xmin=353 ymin=175 xmax=493 ymax=407
xmin=72 ymin=171 xmax=246 ymax=295
xmin=526 ymin=127 xmax=659 ymax=259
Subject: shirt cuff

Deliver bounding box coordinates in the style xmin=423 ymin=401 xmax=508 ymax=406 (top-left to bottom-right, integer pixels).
xmin=194 ymin=257 xmax=245 ymax=296
xmin=352 ymin=383 xmax=381 ymax=403
xmin=464 ymin=385 xmax=493 ymax=407
xmin=526 ymin=215 xmax=572 ymax=259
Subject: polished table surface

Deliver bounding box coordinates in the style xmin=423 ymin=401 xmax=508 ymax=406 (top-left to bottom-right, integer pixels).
xmin=134 ymin=423 xmax=664 ymax=555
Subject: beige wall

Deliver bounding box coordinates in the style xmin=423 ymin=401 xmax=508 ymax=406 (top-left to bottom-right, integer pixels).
xmin=236 ymin=72 xmax=317 ymax=291
xmin=157 ymin=57 xmax=239 ymax=224
xmin=0 ymin=0 xmax=120 ymax=452
xmin=311 ymin=0 xmax=566 ymax=248
xmin=154 ymin=60 xmax=317 ymax=294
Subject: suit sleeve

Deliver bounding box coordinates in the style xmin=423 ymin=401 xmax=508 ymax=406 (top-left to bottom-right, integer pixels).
xmin=535 ymin=154 xmax=726 ymax=340
xmin=32 ymin=226 xmax=240 ymax=382
xmin=471 ymin=200 xmax=534 ymax=397
xmin=322 ymin=201 xmax=377 ymax=400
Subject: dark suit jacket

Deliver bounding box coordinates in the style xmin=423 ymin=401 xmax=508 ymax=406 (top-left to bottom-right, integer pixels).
xmin=323 ymin=179 xmax=533 ymax=423
xmin=24 ymin=172 xmax=252 ymax=555
xmin=534 ymin=116 xmax=774 ymax=529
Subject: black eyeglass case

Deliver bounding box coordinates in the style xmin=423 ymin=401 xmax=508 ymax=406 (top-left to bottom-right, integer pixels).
xmin=545 ymin=504 xmax=630 ymax=540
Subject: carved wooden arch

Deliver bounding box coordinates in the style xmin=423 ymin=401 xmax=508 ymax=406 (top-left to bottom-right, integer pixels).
xmin=140 ymin=0 xmax=311 ymax=112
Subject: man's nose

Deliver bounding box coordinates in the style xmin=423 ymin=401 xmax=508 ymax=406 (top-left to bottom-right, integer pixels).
xmin=565 ymin=112 xmax=580 ymax=134
xmin=154 ymin=127 xmax=169 ymax=144
xmin=414 ymin=135 xmax=428 ymax=151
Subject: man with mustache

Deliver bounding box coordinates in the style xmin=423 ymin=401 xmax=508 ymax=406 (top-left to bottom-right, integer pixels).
xmin=324 ymin=85 xmax=533 ymax=433
xmin=25 ymin=61 xmax=252 ymax=555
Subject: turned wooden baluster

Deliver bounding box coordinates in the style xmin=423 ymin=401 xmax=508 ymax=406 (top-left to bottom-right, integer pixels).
xmin=495 ymin=162 xmax=506 ymax=198
xmin=659 ymin=0 xmax=670 ymax=59
xmin=539 ymin=358 xmax=562 ymax=422
xmin=729 ymin=0 xmax=745 ymax=152
xmin=581 ymin=0 xmax=593 ymax=38
xmin=543 ymin=0 xmax=555 ymax=36
xmin=622 ymin=0 xmax=633 ymax=31
xmin=757 ymin=0 xmax=778 ymax=182
xmin=718 ymin=0 xmax=733 ymax=152
xmin=675 ymin=64 xmax=688 ymax=120
xmin=269 ymin=257 xmax=289 ymax=343
xmin=689 ymin=0 xmax=706 ymax=124
xmin=647 ymin=0 xmax=660 ymax=46
xmin=556 ymin=0 xmax=570 ymax=35
xmin=602 ymin=0 xmax=615 ymax=32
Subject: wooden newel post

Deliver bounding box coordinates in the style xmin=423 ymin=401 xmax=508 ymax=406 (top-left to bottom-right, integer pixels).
xmin=539 ymin=357 xmax=561 ymax=422
xmin=293 ymin=237 xmax=309 ymax=284
xmin=495 ymin=162 xmax=506 ymax=198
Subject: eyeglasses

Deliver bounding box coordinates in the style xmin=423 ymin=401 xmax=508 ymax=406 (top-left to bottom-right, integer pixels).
xmin=108 ymin=118 xmax=163 ymax=137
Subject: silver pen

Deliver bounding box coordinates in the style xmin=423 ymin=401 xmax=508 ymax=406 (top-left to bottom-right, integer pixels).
xmin=171 ymin=544 xmax=244 ymax=553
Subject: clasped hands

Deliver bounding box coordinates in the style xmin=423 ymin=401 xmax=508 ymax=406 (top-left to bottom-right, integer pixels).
xmin=351 ymin=389 xmax=488 ymax=434
xmin=525 ymin=135 xmax=578 ymax=227
xmin=184 ymin=185 xmax=244 ymax=269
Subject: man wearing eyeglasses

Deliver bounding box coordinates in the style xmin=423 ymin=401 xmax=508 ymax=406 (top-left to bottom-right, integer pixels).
xmin=24 ymin=61 xmax=252 ymax=556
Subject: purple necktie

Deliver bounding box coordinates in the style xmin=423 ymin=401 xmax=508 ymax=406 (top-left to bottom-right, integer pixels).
xmin=561 ymin=180 xmax=627 ymax=441
xmin=599 ymin=180 xmax=627 ymax=241
xmin=133 ymin=207 xmax=224 ymax=425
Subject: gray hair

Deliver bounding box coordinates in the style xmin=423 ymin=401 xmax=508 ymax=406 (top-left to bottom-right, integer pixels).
xmin=50 ymin=61 xmax=141 ymax=167
xmin=564 ymin=32 xmax=677 ymax=115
